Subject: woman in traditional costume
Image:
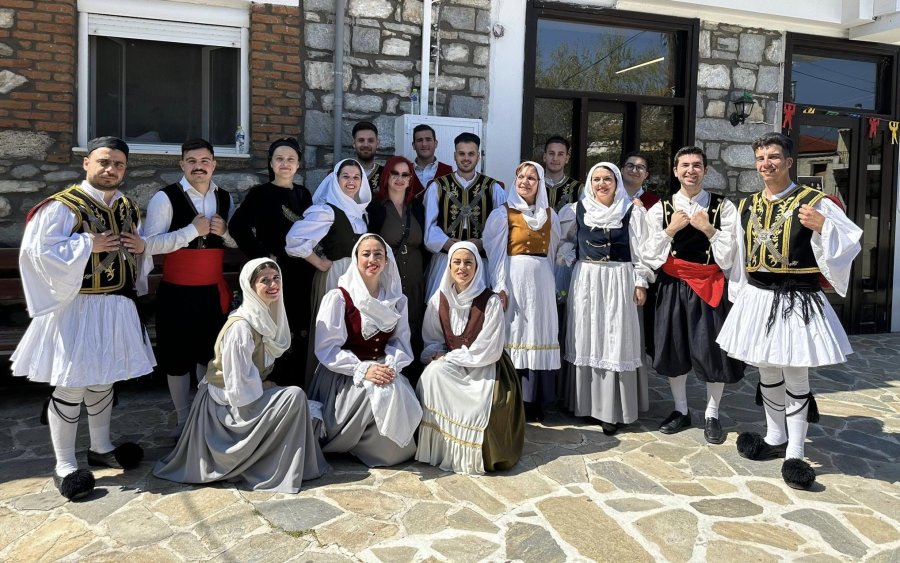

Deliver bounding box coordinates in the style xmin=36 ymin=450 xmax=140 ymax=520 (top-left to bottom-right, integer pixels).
xmin=557 ymin=162 xmax=652 ymax=435
xmin=416 ymin=241 xmax=525 ymax=474
xmin=286 ymin=159 xmax=371 ymax=385
xmin=366 ymin=156 xmax=429 ymax=383
xmin=310 ymin=234 xmax=422 ymax=467
xmin=154 ymin=259 xmax=328 ymax=493
xmin=230 ymin=138 xmax=314 ymax=384
xmin=484 ymin=161 xmax=561 ymax=421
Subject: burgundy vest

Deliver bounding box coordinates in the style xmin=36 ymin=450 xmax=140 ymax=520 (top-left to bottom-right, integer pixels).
xmin=338 ymin=287 xmax=394 ymax=360
xmin=438 ymin=289 xmax=493 ymax=350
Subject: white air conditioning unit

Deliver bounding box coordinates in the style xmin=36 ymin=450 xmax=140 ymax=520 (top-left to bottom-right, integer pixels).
xmin=393 ymin=114 xmax=483 ymax=172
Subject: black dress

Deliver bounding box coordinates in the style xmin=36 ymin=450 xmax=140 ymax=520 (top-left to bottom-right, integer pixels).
xmin=229 ymin=181 xmax=314 ymax=386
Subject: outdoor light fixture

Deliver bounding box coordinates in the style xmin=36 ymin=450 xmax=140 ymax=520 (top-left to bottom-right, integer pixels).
xmin=729 ymin=91 xmax=756 ymax=126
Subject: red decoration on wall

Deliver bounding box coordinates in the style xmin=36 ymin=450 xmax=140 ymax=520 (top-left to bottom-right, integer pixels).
xmin=782 ymin=103 xmax=796 ymax=134
xmin=868 ymin=117 xmax=880 ymax=140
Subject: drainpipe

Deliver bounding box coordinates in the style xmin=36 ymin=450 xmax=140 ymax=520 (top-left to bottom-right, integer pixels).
xmin=333 ymin=0 xmax=346 ymax=160
xmin=420 ymin=0 xmax=432 ymax=115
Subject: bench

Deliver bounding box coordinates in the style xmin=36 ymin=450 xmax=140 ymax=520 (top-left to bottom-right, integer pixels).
xmin=0 ymin=247 xmax=249 ymax=357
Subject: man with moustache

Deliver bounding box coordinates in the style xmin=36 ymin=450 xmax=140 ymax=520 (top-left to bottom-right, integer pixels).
xmin=541 ymin=136 xmax=581 ymax=212
xmin=423 ymin=132 xmax=505 ymax=301
xmin=717 ymin=132 xmax=862 ymax=490
xmin=642 ymin=146 xmax=744 ymax=444
xmin=12 ymin=137 xmax=153 ymax=500
xmin=410 ymin=123 xmax=452 ymax=196
xmin=143 ymin=138 xmax=235 ymax=437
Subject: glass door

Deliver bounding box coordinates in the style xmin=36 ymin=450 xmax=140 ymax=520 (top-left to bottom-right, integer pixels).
xmin=582 ymin=101 xmax=628 ymax=174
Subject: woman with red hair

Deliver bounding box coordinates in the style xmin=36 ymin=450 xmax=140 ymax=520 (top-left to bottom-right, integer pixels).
xmin=367 ymin=156 xmax=428 ymax=381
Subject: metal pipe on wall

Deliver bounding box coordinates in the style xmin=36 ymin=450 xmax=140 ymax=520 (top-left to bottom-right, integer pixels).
xmin=420 ymin=0 xmax=432 ymax=115
xmin=333 ymin=0 xmax=346 ymax=160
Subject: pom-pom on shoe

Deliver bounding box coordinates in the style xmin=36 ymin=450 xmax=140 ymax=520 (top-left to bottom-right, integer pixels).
xmin=736 ymin=432 xmax=787 ymax=460
xmin=782 ymin=458 xmax=816 ymax=490
xmin=53 ymin=468 xmax=95 ymax=500
xmin=87 ymin=442 xmax=144 ymax=470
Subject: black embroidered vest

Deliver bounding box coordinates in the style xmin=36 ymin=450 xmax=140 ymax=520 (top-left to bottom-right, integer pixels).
xmin=49 ymin=185 xmax=141 ymax=297
xmin=738 ymin=185 xmax=826 ymax=273
xmin=161 ymin=183 xmax=231 ymax=249
xmin=663 ymin=192 xmax=725 ymax=265
xmin=546 ymin=176 xmax=581 ymax=212
xmin=434 ymin=173 xmax=498 ymax=241
xmin=319 ymin=204 xmax=362 ymax=260
xmin=367 ymin=163 xmax=384 ymax=195
xmin=575 ymin=201 xmax=634 ymax=262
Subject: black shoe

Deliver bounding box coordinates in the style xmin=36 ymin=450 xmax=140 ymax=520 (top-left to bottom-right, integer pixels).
xmin=659 ymin=410 xmax=691 ymax=434
xmin=704 ymin=417 xmax=725 ymax=444
xmin=782 ymin=458 xmax=816 ymax=490
xmin=53 ymin=468 xmax=95 ymax=500
xmin=87 ymin=442 xmax=144 ymax=470
xmin=600 ymin=421 xmax=618 ymax=436
xmin=736 ymin=432 xmax=787 ymax=460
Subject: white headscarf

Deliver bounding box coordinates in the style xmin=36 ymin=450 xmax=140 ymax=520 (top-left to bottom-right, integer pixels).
xmin=233 ymin=258 xmax=291 ymax=358
xmin=438 ymin=241 xmax=488 ymax=310
xmin=506 ymin=161 xmax=550 ymax=230
xmin=337 ymin=234 xmax=405 ymax=339
xmin=312 ymin=158 xmax=372 ymax=222
xmin=581 ymin=162 xmax=630 ymax=229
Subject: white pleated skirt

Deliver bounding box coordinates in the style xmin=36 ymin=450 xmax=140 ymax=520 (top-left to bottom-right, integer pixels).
xmin=717 ymin=284 xmax=852 ymax=368
xmin=11 ymin=294 xmax=155 ymax=386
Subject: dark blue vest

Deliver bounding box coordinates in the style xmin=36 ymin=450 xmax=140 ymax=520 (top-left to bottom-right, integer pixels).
xmin=575 ymin=201 xmax=633 ymax=262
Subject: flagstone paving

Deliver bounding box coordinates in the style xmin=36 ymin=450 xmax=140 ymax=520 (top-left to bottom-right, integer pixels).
xmin=1 ymin=333 xmax=899 ymax=562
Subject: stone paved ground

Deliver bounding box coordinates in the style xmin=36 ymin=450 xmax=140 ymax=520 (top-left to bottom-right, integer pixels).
xmin=1 ymin=334 xmax=899 ymax=562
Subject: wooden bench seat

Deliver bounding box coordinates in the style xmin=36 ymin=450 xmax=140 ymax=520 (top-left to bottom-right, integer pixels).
xmin=0 ymin=247 xmax=249 ymax=357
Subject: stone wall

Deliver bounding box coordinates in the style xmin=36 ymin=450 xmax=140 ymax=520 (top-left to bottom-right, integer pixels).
xmin=0 ymin=2 xmax=306 ymax=245
xmin=302 ymin=0 xmax=492 ymax=188
xmin=694 ymin=22 xmax=783 ymax=195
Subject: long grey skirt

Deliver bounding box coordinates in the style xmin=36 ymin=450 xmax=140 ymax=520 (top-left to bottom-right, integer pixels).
xmin=304 ymin=257 xmax=352 ymax=388
xmin=153 ymin=383 xmax=328 ymax=493
xmin=564 ymin=364 xmax=639 ymax=425
xmin=309 ymin=365 xmax=417 ymax=467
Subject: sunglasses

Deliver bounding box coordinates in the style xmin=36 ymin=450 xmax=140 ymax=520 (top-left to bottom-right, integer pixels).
xmin=390 ymin=171 xmax=412 ymax=178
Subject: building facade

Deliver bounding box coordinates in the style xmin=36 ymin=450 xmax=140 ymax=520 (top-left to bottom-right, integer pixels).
xmin=0 ymin=0 xmax=898 ymax=332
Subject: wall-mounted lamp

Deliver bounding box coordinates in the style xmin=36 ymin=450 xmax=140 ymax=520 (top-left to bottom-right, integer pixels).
xmin=729 ymin=91 xmax=756 ymax=126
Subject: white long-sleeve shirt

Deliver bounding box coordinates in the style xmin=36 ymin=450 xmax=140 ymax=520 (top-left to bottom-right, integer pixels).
xmin=19 ymin=181 xmax=148 ymax=316
xmin=423 ymin=172 xmax=506 ymax=253
xmin=642 ymin=189 xmax=739 ymax=272
xmin=727 ymin=184 xmax=863 ymax=301
xmin=420 ymin=292 xmax=506 ymax=367
xmin=483 ymin=205 xmax=561 ymax=296
xmin=204 ymin=319 xmax=270 ymax=407
xmin=284 ymin=204 xmax=368 ymax=259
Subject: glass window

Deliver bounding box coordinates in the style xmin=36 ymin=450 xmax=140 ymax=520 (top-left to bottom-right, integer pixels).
xmin=530 ymin=98 xmax=573 ymax=162
xmin=638 ymin=105 xmax=675 ymax=195
xmin=92 ymin=37 xmax=238 ymax=146
xmin=790 ymin=53 xmax=885 ymax=111
xmin=535 ymin=19 xmax=682 ymax=96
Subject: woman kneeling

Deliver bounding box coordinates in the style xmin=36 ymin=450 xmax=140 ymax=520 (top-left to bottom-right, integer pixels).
xmin=416 ymin=241 xmax=525 ymax=474
xmin=154 ymin=259 xmax=328 ymax=493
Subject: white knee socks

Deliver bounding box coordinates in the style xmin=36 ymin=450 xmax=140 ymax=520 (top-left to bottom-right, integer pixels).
xmin=784 ymin=366 xmax=811 ymax=460
xmin=48 ymin=387 xmax=85 ymax=477
xmin=167 ymin=373 xmax=192 ymax=426
xmin=758 ymin=366 xmax=787 ymax=447
xmin=705 ymin=382 xmax=725 ymax=419
xmin=668 ymin=374 xmax=689 ymax=415
xmin=84 ymin=384 xmax=115 ymax=454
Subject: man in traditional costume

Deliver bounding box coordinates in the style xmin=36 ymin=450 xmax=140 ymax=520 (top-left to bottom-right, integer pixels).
xmin=143 ymin=138 xmax=235 ymax=437
xmin=717 ymin=132 xmax=862 ymax=490
xmin=410 ymin=123 xmax=452 ymax=197
xmin=542 ymin=136 xmax=581 ymax=213
xmin=423 ymin=132 xmax=506 ymax=301
xmin=12 ymin=137 xmax=153 ymax=500
xmin=642 ymin=146 xmax=744 ymax=444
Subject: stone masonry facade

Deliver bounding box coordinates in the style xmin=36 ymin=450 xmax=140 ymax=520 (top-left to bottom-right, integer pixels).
xmin=694 ymin=22 xmax=784 ymax=196
xmin=0 ymin=1 xmax=303 ymax=245
xmin=302 ymin=0 xmax=492 ymax=188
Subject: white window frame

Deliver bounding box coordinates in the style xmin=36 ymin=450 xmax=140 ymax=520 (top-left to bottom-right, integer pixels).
xmin=76 ymin=0 xmax=250 ymax=155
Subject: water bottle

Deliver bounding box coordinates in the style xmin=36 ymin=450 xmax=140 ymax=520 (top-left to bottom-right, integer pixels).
xmin=235 ymin=125 xmax=246 ymax=153
xmin=410 ymin=88 xmax=419 ymax=115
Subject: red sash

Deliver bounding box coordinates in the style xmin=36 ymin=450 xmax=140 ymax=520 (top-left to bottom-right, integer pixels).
xmin=162 ymin=248 xmax=230 ymax=313
xmin=661 ymin=256 xmax=724 ymax=308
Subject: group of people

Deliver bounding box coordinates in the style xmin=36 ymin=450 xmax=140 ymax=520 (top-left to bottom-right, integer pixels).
xmin=12 ymin=123 xmax=861 ymax=499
